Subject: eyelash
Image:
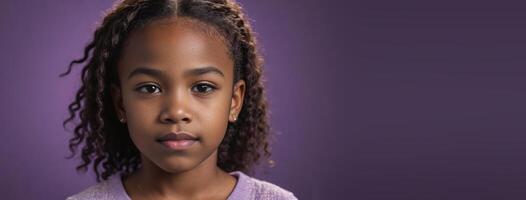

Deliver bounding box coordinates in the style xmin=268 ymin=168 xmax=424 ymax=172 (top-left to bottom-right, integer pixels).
xmin=192 ymin=83 xmax=217 ymax=94
xmin=135 ymin=83 xmax=217 ymax=95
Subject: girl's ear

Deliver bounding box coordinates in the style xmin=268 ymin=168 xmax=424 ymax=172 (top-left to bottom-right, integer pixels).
xmin=229 ymin=80 xmax=245 ymax=123
xmin=110 ymin=83 xmax=126 ymax=122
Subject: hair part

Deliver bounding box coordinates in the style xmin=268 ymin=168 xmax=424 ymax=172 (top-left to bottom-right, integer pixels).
xmin=60 ymin=0 xmax=272 ymax=182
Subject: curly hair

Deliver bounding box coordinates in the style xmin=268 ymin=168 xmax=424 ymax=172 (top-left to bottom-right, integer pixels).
xmin=59 ymin=0 xmax=272 ymax=182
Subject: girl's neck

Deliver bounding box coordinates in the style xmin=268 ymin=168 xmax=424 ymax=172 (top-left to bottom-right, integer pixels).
xmin=123 ymin=151 xmax=237 ymax=199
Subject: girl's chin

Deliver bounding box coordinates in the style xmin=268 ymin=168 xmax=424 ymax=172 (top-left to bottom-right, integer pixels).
xmin=154 ymin=157 xmax=203 ymax=173
xmin=142 ymin=147 xmax=217 ymax=174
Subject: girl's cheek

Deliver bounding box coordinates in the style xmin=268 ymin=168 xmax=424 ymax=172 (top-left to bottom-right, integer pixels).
xmin=124 ymin=98 xmax=158 ymax=125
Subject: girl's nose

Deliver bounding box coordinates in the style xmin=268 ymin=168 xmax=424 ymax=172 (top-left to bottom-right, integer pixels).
xmin=159 ymin=90 xmax=192 ymax=124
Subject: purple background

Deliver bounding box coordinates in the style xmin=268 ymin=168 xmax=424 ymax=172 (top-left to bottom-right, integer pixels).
xmin=1 ymin=0 xmax=526 ymax=199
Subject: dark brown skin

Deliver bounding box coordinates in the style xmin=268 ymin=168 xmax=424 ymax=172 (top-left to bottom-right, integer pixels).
xmin=110 ymin=17 xmax=245 ymax=200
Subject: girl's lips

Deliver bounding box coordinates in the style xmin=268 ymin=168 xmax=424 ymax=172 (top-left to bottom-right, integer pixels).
xmin=157 ymin=131 xmax=198 ymax=141
xmin=156 ymin=131 xmax=199 ymax=151
xmin=159 ymin=139 xmax=197 ymax=150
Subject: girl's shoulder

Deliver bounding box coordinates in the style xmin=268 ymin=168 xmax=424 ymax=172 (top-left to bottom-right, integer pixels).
xmin=229 ymin=171 xmax=298 ymax=200
xmin=65 ymin=175 xmax=129 ymax=200
xmin=65 ymin=171 xmax=297 ymax=200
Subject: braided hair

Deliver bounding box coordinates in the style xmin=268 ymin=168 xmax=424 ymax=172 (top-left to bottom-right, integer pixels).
xmin=59 ymin=0 xmax=272 ymax=182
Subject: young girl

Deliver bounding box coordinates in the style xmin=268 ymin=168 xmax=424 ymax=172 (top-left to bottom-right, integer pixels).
xmin=60 ymin=0 xmax=297 ymax=199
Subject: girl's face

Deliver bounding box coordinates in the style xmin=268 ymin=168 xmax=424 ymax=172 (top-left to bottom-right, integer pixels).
xmin=110 ymin=17 xmax=245 ymax=173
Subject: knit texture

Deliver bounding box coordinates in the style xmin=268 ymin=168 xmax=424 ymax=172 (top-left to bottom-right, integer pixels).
xmin=66 ymin=171 xmax=297 ymax=200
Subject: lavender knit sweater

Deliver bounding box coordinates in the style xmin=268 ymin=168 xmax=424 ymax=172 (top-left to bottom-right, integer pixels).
xmin=66 ymin=171 xmax=297 ymax=200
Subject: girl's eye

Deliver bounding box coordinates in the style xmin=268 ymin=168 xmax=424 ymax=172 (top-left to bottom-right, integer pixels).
xmin=136 ymin=84 xmax=161 ymax=94
xmin=192 ymin=83 xmax=216 ymax=94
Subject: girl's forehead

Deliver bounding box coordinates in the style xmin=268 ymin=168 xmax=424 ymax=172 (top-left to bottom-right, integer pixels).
xmin=124 ymin=17 xmax=227 ymax=54
xmin=124 ymin=18 xmax=227 ymax=56
xmin=117 ymin=17 xmax=233 ymax=79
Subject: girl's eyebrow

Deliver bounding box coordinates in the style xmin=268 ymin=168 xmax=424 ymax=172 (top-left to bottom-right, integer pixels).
xmin=128 ymin=67 xmax=163 ymax=80
xmin=184 ymin=66 xmax=224 ymax=78
xmin=127 ymin=66 xmax=225 ymax=80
